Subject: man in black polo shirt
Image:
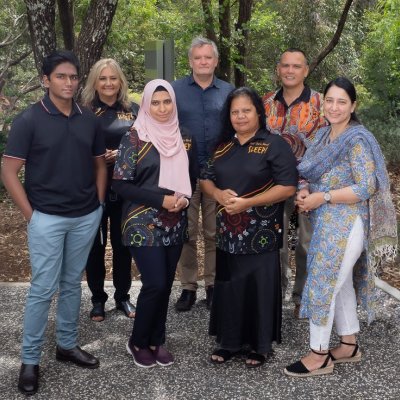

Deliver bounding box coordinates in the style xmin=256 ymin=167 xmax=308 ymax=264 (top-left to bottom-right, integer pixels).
xmin=1 ymin=50 xmax=107 ymax=395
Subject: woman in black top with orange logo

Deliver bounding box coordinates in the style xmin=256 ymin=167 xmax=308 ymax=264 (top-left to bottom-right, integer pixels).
xmin=82 ymin=59 xmax=139 ymax=321
xmin=200 ymin=87 xmax=298 ymax=367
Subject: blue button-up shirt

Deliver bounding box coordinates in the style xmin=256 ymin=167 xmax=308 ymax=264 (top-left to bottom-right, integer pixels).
xmin=172 ymin=75 xmax=234 ymax=168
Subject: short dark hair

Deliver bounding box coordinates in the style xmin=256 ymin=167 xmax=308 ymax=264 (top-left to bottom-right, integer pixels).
xmin=215 ymin=87 xmax=266 ymax=148
xmin=324 ymin=77 xmax=360 ymax=123
xmin=279 ymin=48 xmax=308 ymax=65
xmin=41 ymin=50 xmax=80 ymax=77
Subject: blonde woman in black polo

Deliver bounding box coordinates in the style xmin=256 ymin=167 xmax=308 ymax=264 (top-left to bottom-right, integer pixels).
xmin=200 ymin=87 xmax=297 ymax=367
xmin=82 ymin=59 xmax=139 ymax=321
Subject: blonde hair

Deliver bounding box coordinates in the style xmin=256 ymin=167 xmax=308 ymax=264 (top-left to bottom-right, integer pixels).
xmin=82 ymin=58 xmax=130 ymax=110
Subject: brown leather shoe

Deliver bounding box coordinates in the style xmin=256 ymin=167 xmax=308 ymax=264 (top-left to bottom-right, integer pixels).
xmin=56 ymin=345 xmax=99 ymax=368
xmin=18 ymin=364 xmax=39 ymax=395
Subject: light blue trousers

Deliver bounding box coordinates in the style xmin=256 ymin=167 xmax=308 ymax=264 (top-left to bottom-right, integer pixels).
xmin=22 ymin=207 xmax=102 ymax=364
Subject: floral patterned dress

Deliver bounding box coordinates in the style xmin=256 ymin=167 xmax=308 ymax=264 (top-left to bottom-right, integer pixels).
xmin=300 ymin=130 xmax=377 ymax=325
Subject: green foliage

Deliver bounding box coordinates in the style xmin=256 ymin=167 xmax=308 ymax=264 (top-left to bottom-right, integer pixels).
xmin=360 ymin=114 xmax=400 ymax=164
xmin=361 ymin=0 xmax=400 ymax=116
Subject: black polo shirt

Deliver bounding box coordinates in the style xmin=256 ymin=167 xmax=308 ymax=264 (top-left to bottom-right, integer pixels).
xmin=4 ymin=94 xmax=105 ymax=217
xmin=201 ymin=129 xmax=298 ymax=254
xmin=92 ymin=97 xmax=139 ymax=183
xmin=92 ymin=97 xmax=139 ymax=150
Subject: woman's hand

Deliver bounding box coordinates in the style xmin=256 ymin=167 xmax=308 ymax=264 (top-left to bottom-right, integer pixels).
xmin=225 ymin=197 xmax=250 ymax=215
xmin=214 ymin=188 xmax=238 ymax=206
xmin=162 ymin=195 xmax=178 ymax=211
xmin=295 ymin=188 xmax=310 ymax=213
xmin=162 ymin=195 xmax=189 ymax=213
xmin=105 ymin=149 xmax=117 ymax=166
xmin=298 ymin=192 xmax=325 ymax=213
xmin=169 ymin=197 xmax=189 ymax=213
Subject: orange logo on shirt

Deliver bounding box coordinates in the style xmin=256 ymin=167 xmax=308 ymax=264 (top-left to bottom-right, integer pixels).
xmin=183 ymin=139 xmax=192 ymax=151
xmin=248 ymin=143 xmax=269 ymax=154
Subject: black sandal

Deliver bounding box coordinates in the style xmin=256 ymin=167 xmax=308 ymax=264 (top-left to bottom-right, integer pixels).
xmin=90 ymin=302 xmax=105 ymax=322
xmin=245 ymin=352 xmax=266 ymax=368
xmin=116 ymin=300 xmax=136 ymax=318
xmin=284 ymin=349 xmax=334 ymax=377
xmin=329 ymin=340 xmax=361 ymax=364
xmin=210 ymin=349 xmax=236 ymax=364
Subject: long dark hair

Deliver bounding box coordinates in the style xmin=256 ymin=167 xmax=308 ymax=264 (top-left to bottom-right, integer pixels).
xmin=324 ymin=77 xmax=360 ymax=123
xmin=215 ymin=87 xmax=266 ymax=149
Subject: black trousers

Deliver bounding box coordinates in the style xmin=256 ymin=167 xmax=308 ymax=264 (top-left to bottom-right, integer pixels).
xmin=129 ymin=245 xmax=182 ymax=348
xmin=86 ymin=192 xmax=132 ymax=304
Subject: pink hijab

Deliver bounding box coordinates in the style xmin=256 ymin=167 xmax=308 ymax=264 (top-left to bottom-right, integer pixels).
xmin=133 ymin=79 xmax=191 ymax=198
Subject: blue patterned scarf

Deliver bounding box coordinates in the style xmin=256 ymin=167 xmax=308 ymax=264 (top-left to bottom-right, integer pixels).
xmin=299 ymin=123 xmax=398 ymax=274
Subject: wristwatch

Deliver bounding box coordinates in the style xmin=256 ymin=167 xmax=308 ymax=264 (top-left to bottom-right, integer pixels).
xmin=323 ymin=191 xmax=332 ymax=203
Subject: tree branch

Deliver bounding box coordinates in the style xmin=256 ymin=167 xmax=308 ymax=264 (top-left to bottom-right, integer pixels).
xmin=0 ymin=50 xmax=32 ymax=82
xmin=24 ymin=0 xmax=57 ymax=75
xmin=75 ymin=0 xmax=118 ymax=85
xmin=309 ymin=0 xmax=354 ymax=74
xmin=57 ymin=0 xmax=75 ymax=49
xmin=218 ymin=0 xmax=231 ymax=81
xmin=200 ymin=0 xmax=218 ymax=46
xmin=234 ymin=0 xmax=253 ymax=86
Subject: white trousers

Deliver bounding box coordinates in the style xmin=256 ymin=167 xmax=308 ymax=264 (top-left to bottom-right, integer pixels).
xmin=310 ymin=216 xmax=364 ymax=350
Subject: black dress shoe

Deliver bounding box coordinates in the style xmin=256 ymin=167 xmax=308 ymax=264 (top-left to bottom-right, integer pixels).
xmin=18 ymin=363 xmax=39 ymax=395
xmin=116 ymin=300 xmax=136 ymax=318
xmin=175 ymin=289 xmax=196 ymax=311
xmin=206 ymin=285 xmax=214 ymax=310
xmin=56 ymin=345 xmax=99 ymax=368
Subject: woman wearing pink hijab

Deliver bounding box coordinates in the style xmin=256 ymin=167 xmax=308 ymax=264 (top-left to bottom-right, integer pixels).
xmin=112 ymin=79 xmax=198 ymax=368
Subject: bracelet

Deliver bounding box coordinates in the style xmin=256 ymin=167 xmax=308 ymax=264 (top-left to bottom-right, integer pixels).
xmin=183 ymin=198 xmax=190 ymax=209
xmin=100 ymin=202 xmax=106 ymax=210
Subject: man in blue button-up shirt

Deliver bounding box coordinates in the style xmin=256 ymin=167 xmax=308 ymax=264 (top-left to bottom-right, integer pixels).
xmin=172 ymin=37 xmax=234 ymax=312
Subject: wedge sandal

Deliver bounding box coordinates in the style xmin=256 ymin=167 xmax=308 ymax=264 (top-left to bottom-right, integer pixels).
xmin=329 ymin=340 xmax=361 ymax=364
xmin=284 ymin=349 xmax=334 ymax=377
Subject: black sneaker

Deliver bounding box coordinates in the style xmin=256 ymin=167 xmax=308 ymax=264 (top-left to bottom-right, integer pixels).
xmin=175 ymin=289 xmax=196 ymax=311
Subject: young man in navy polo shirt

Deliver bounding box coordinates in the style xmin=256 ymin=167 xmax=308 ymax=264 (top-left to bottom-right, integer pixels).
xmin=1 ymin=50 xmax=107 ymax=395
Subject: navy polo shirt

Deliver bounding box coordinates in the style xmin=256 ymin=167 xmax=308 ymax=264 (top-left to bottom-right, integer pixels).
xmin=4 ymin=94 xmax=106 ymax=217
xmin=171 ymin=75 xmax=234 ymax=168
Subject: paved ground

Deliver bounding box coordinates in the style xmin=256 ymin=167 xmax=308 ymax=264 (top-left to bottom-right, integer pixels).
xmin=0 ymin=281 xmax=399 ymax=400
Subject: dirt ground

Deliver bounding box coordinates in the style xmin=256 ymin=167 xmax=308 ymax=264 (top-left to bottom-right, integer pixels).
xmin=0 ymin=165 xmax=399 ymax=288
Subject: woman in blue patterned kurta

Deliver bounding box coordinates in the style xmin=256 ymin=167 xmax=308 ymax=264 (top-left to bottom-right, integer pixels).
xmin=284 ymin=77 xmax=397 ymax=378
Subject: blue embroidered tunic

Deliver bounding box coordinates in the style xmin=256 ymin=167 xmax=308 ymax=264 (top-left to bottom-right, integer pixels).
xmin=300 ymin=127 xmax=377 ymax=325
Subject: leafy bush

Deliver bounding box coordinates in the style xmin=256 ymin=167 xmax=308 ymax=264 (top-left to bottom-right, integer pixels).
xmin=360 ymin=112 xmax=400 ymax=164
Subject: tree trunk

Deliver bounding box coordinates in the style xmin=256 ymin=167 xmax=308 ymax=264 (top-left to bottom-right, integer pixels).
xmin=218 ymin=0 xmax=231 ymax=82
xmin=75 ymin=0 xmax=118 ymax=83
xmin=57 ymin=0 xmax=75 ymax=50
xmin=201 ymin=0 xmax=219 ymax=46
xmin=24 ymin=0 xmax=57 ymax=75
xmin=234 ymin=0 xmax=253 ymax=87
xmin=309 ymin=0 xmax=354 ymax=74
